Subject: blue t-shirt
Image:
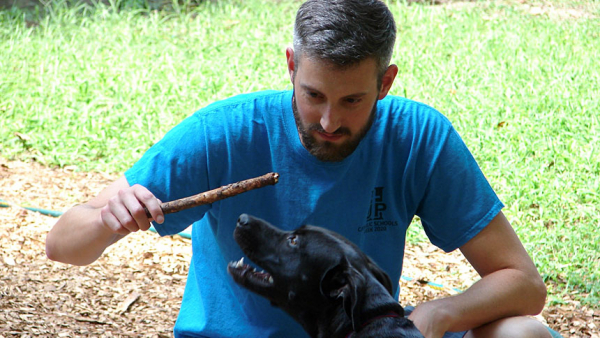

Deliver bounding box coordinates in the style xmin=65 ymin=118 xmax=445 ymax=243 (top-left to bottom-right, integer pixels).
xmin=125 ymin=90 xmax=503 ymax=338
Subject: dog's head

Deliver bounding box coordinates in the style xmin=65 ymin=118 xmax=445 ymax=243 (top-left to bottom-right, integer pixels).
xmin=227 ymin=214 xmax=401 ymax=335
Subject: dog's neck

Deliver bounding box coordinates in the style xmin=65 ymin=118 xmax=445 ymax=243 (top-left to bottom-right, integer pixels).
xmin=315 ymin=275 xmax=404 ymax=338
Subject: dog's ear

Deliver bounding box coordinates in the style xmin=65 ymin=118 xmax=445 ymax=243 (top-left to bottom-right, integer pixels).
xmin=319 ymin=258 xmax=366 ymax=332
xmin=368 ymin=261 xmax=394 ymax=295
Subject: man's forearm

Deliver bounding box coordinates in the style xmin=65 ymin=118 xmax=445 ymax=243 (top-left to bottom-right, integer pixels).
xmin=45 ymin=204 xmax=122 ymax=266
xmin=412 ymin=267 xmax=546 ymax=334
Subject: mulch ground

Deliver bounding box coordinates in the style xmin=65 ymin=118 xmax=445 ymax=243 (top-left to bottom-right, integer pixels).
xmin=0 ymin=157 xmax=597 ymax=337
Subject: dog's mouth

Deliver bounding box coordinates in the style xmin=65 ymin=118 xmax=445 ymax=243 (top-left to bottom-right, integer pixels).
xmin=227 ymin=257 xmax=275 ymax=290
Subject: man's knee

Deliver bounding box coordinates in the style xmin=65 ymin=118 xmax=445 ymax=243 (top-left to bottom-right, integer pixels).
xmin=465 ymin=316 xmax=551 ymax=338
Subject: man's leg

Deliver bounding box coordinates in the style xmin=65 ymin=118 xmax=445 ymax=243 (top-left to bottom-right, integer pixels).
xmin=405 ymin=306 xmax=561 ymax=338
xmin=465 ymin=316 xmax=552 ymax=338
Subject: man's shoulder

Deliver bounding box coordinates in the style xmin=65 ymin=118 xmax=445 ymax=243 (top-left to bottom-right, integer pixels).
xmin=378 ymin=95 xmax=454 ymax=133
xmin=198 ymin=90 xmax=290 ymax=114
xmin=380 ymin=95 xmax=444 ymax=117
xmin=223 ymin=89 xmax=289 ymax=103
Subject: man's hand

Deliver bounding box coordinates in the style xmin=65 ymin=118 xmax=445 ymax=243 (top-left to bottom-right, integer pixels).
xmin=408 ymin=300 xmax=453 ymax=338
xmin=46 ymin=176 xmax=163 ymax=266
xmin=100 ymin=184 xmax=164 ymax=235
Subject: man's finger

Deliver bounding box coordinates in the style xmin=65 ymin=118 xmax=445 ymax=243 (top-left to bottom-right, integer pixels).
xmin=134 ymin=187 xmax=164 ymax=225
xmin=110 ymin=193 xmax=141 ymax=233
xmin=100 ymin=206 xmax=130 ymax=235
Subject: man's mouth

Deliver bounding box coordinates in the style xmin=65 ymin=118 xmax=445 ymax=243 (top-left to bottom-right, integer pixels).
xmin=315 ymin=131 xmax=345 ymax=142
xmin=227 ymin=257 xmax=274 ymax=288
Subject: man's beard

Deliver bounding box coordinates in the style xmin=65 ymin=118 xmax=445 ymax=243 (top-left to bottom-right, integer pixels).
xmin=292 ymin=92 xmax=377 ymax=162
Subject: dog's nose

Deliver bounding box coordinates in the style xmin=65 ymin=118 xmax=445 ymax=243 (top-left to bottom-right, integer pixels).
xmin=237 ymin=214 xmax=251 ymax=227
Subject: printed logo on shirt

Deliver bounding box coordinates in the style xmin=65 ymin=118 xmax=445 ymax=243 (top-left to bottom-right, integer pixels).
xmin=359 ymin=187 xmax=398 ymax=233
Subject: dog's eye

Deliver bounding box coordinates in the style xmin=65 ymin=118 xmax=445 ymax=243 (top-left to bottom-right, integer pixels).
xmin=287 ymin=235 xmax=298 ymax=247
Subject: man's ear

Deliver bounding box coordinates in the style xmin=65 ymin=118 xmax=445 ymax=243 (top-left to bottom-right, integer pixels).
xmin=320 ymin=258 xmax=366 ymax=332
xmin=378 ymin=64 xmax=399 ymax=100
xmin=286 ymin=47 xmax=295 ymax=83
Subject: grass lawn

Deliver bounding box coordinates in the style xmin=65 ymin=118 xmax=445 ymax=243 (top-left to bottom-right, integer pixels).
xmin=1 ymin=0 xmax=599 ymax=306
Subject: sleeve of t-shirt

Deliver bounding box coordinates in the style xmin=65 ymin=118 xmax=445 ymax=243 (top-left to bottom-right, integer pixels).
xmin=414 ymin=115 xmax=504 ymax=253
xmin=124 ymin=112 xmax=212 ymax=236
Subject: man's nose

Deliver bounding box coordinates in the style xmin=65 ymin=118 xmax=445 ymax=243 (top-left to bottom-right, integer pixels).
xmin=320 ymin=105 xmax=342 ymax=133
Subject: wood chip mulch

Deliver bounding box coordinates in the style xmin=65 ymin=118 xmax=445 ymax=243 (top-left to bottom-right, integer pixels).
xmin=0 ymin=158 xmax=597 ymax=337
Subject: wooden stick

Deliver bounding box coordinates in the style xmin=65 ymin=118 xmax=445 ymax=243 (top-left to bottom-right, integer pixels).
xmin=145 ymin=172 xmax=279 ymax=218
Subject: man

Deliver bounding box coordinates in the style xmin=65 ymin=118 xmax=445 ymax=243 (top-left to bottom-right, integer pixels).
xmin=46 ymin=0 xmax=554 ymax=337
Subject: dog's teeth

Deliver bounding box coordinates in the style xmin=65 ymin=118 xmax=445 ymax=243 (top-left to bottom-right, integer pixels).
xmin=235 ymin=257 xmax=245 ymax=268
xmin=268 ymin=276 xmax=274 ymax=284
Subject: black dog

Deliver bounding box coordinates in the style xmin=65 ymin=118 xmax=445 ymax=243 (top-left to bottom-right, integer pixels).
xmin=228 ymin=214 xmax=423 ymax=338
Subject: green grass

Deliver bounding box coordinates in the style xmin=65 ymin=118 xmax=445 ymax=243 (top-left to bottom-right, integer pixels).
xmin=1 ymin=0 xmax=296 ymax=168
xmin=1 ymin=0 xmax=599 ymax=306
xmin=396 ymin=2 xmax=600 ymax=305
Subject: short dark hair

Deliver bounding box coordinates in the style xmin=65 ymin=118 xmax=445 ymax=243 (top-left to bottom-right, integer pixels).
xmin=293 ymin=0 xmax=396 ymax=82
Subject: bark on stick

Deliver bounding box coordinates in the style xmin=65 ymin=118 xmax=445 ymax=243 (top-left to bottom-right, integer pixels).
xmin=144 ymin=172 xmax=279 ymax=218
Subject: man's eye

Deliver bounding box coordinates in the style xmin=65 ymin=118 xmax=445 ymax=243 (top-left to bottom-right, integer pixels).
xmin=288 ymin=235 xmax=298 ymax=246
xmin=346 ymin=98 xmax=361 ymax=104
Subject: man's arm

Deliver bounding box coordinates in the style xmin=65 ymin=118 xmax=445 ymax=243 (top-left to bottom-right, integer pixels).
xmin=408 ymin=211 xmax=547 ymax=337
xmin=45 ymin=176 xmax=164 ymax=266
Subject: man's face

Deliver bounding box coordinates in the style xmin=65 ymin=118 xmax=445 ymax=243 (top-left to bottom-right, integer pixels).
xmin=288 ymin=52 xmax=383 ymax=162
